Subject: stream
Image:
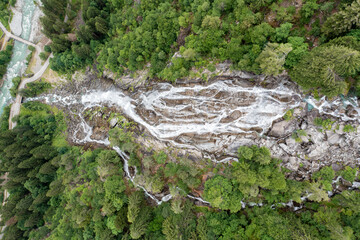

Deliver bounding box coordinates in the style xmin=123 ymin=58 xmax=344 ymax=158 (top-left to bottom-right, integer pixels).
xmin=0 ymin=0 xmax=36 ymax=116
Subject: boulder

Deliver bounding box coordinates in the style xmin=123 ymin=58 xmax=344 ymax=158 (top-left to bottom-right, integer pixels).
xmin=109 ymin=118 xmax=118 ymax=128
xmin=327 ymin=133 xmax=340 ymax=145
xmin=285 ymin=137 xmax=296 ymax=147
xmin=307 ymin=128 xmax=324 ymax=145
xmin=331 ymin=163 xmax=342 ymax=172
xmin=268 ymin=120 xmax=296 ymax=138
xmin=308 ymin=142 xmax=329 ymax=158
xmin=287 ymin=157 xmax=299 ymax=171
xmin=300 ymin=135 xmax=309 ymax=143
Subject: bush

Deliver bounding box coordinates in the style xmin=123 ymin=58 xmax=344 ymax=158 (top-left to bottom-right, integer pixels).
xmin=153 ymin=151 xmax=167 ymax=164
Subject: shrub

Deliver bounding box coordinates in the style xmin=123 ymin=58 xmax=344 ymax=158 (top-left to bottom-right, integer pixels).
xmin=153 ymin=151 xmax=167 ymax=164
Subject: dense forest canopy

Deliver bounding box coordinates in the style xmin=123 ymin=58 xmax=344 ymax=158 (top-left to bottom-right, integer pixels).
xmin=42 ymin=0 xmax=360 ymax=97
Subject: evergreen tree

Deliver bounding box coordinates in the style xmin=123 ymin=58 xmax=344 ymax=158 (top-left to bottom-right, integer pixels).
xmin=290 ymin=45 xmax=360 ymax=97
xmin=255 ymin=43 xmax=292 ymax=76
xmin=322 ymin=0 xmax=360 ymax=37
xmin=127 ymin=191 xmax=143 ymax=223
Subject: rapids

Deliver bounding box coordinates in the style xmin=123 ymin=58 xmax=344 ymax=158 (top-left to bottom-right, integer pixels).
xmin=34 ymin=78 xmax=303 ymax=151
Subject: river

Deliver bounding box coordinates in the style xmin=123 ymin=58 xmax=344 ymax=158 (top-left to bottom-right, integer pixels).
xmin=0 ymin=0 xmax=36 ymax=116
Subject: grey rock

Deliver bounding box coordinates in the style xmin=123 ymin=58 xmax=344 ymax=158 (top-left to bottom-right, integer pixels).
xmin=331 ymin=163 xmax=342 ymax=172
xmin=308 ymin=142 xmax=329 ymax=158
xmin=339 ymin=138 xmax=347 ymax=148
xmin=293 ymin=108 xmax=302 ymax=116
xmin=307 ymin=128 xmax=324 ymax=145
xmin=268 ymin=120 xmax=297 ymax=138
xmin=300 ymin=135 xmax=309 ymax=143
xmin=327 ymin=133 xmax=340 ymax=145
xmin=279 ymin=143 xmax=291 ymax=154
xmin=109 ymin=118 xmax=118 ymax=128
xmin=306 ymin=109 xmax=320 ymax=122
xmin=285 ymin=137 xmax=296 ymax=147
xmin=287 ymin=157 xmax=299 ymax=171
xmin=301 ymin=122 xmax=307 ymax=130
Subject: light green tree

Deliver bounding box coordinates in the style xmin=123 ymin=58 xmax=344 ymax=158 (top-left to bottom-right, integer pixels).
xmin=255 ymin=43 xmax=292 ymax=76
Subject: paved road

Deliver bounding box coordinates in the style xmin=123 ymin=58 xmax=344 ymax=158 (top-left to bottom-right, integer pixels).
xmin=8 ymin=53 xmax=53 ymax=129
xmin=0 ymin=21 xmax=37 ymax=48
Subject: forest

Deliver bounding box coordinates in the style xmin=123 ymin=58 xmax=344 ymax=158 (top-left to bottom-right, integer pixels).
xmin=0 ymin=102 xmax=359 ymax=239
xmin=1 ymin=0 xmax=360 ymax=239
xmin=41 ymin=0 xmax=360 ymax=97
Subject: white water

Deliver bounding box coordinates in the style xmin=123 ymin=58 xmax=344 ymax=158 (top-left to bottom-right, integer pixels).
xmin=305 ymin=96 xmax=360 ymax=122
xmin=34 ymin=79 xmax=302 ymax=152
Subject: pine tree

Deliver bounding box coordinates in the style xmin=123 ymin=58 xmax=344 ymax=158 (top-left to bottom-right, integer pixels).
xmin=162 ymin=216 xmax=180 ymax=240
xmin=15 ymin=195 xmax=33 ymax=210
xmin=322 ymin=0 xmax=360 ymax=37
xmin=129 ymin=208 xmax=151 ymax=239
xmin=24 ymin=212 xmax=41 ymax=228
xmin=38 ymin=161 xmax=56 ymax=175
xmin=95 ymin=17 xmax=108 ymax=34
xmin=290 ymin=45 xmax=360 ymax=97
xmin=127 ymin=191 xmax=143 ymax=223
xmin=196 ymin=216 xmax=208 ymax=240
xmin=171 ymin=197 xmax=184 ymax=214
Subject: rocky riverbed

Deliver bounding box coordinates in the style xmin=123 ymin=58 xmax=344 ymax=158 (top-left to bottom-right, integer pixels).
xmin=29 ymin=67 xmax=360 ymax=181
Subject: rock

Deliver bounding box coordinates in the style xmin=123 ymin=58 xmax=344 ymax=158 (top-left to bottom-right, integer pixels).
xmin=109 ymin=118 xmax=118 ymax=128
xmin=300 ymin=135 xmax=309 ymax=143
xmin=307 ymin=128 xmax=324 ymax=145
xmin=301 ymin=121 xmax=307 ymax=130
xmin=331 ymin=163 xmax=342 ymax=172
xmin=268 ymin=120 xmax=296 ymax=137
xmin=341 ymin=178 xmax=353 ymax=187
xmin=10 ymin=10 xmax=23 ymax=36
xmin=279 ymin=143 xmax=291 ymax=154
xmin=335 ymin=125 xmax=344 ymax=134
xmin=339 ymin=138 xmax=347 ymax=148
xmin=285 ymin=137 xmax=296 ymax=147
xmin=287 ymin=157 xmax=299 ymax=171
xmin=23 ymin=73 xmax=34 ymax=78
xmin=327 ymin=133 xmax=340 ymax=145
xmin=346 ymin=105 xmax=358 ymax=118
xmin=293 ymin=108 xmax=302 ymax=116
xmin=308 ymin=142 xmax=329 ymax=158
xmin=306 ymin=109 xmax=320 ymax=123
xmin=92 ymin=127 xmax=107 ymax=140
